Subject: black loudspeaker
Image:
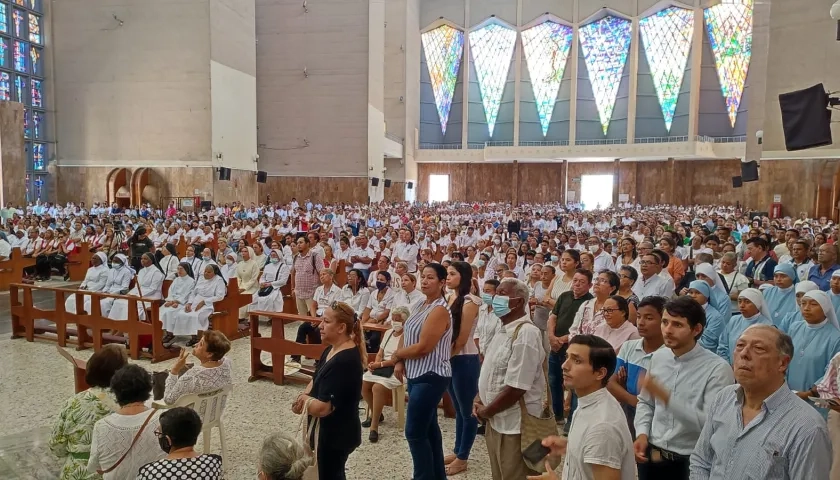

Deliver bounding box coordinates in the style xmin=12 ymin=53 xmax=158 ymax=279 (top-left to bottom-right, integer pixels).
xmin=256 ymin=171 xmax=268 ymax=183
xmin=384 ymin=179 xmax=392 ymax=188
xmin=741 ymin=161 xmax=759 ymax=182
xmin=407 ymin=181 xmax=414 ymax=189
xmin=371 ymin=177 xmax=380 ymax=187
xmin=779 ymin=83 xmax=833 ymax=151
xmin=218 ymin=167 xmax=231 ymax=181
xmin=200 ymin=200 xmax=212 ymax=210
xmin=732 ymin=176 xmax=743 ymax=188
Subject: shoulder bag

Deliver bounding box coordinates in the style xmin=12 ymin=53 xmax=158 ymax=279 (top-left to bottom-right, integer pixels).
xmin=258 ymin=264 xmax=283 ymax=297
xmin=298 ymin=397 xmax=320 ymax=480
xmin=371 ymin=331 xmax=396 ymax=377
xmin=95 ymin=409 xmax=157 ymax=475
xmin=511 ymin=322 xmax=560 ymax=473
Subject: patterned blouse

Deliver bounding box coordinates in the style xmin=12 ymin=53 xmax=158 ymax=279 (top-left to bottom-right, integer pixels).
xmin=49 ymin=387 xmax=119 ymax=480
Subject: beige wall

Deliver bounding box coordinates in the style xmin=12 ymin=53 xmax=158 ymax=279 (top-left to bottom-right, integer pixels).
xmin=0 ymin=103 xmax=26 ymax=206
xmin=53 ymin=0 xmax=212 ymax=166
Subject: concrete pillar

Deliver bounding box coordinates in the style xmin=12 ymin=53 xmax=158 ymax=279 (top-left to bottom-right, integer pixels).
xmin=461 ymin=0 xmax=471 ymax=148
xmin=686 ymin=7 xmax=704 ymax=139
xmin=626 ymin=16 xmax=640 ymax=143
xmin=0 ymin=102 xmax=26 ymax=207
xmin=513 ymin=0 xmax=523 ymax=145
xmin=568 ymin=5 xmax=579 ymax=145
xmin=613 ymin=159 xmax=620 ymax=206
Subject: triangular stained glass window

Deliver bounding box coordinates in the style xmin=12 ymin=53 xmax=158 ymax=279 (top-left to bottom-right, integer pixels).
xmin=421 ymin=25 xmax=465 ymax=135
xmin=640 ymin=7 xmax=694 ymax=132
xmin=469 ymin=23 xmax=517 ymax=137
xmin=521 ymin=21 xmax=574 ymax=136
xmin=579 ymin=16 xmax=632 ymax=135
xmin=705 ymin=0 xmax=753 ymax=128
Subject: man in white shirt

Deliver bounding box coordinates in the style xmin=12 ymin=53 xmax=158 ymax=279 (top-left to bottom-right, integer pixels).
xmin=535 ymin=334 xmax=636 ymax=480
xmin=349 ymin=235 xmax=374 ymax=282
xmin=474 ymin=279 xmax=545 ymax=480
xmin=586 ymin=236 xmax=615 ymax=273
xmin=0 ymin=236 xmax=11 ymax=260
xmin=632 ymin=253 xmax=675 ymax=300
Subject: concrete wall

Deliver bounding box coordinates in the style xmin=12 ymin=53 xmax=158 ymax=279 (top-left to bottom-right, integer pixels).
xmin=52 ymin=0 xmax=212 ymax=166
xmin=0 ymin=102 xmax=26 ymax=206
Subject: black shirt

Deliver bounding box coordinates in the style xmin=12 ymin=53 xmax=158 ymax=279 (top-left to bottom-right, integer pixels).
xmin=551 ymin=290 xmax=594 ymax=337
xmin=129 ymin=237 xmax=154 ymax=259
xmin=507 ymin=220 xmax=521 ymax=234
xmin=309 ymin=346 xmax=363 ymax=453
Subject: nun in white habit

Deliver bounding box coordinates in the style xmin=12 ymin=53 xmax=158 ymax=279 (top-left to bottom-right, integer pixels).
xmin=220 ymin=252 xmax=238 ymax=282
xmin=159 ymin=243 xmax=179 ymax=280
xmin=249 ymin=249 xmax=291 ymax=313
xmin=163 ymin=263 xmax=227 ymax=345
xmin=99 ymin=253 xmax=133 ymax=317
xmin=108 ymin=253 xmax=165 ymax=321
xmin=161 ymin=262 xmax=196 ymax=343
xmin=65 ymin=252 xmax=110 ymax=314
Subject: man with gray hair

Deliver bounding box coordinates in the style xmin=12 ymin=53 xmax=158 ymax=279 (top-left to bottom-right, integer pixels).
xmin=690 ymin=325 xmax=832 ymax=479
xmin=474 ymin=278 xmax=546 ymax=479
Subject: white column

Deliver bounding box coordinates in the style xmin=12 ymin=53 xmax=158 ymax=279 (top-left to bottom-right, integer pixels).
xmin=687 ymin=6 xmax=704 ymax=139
xmin=569 ymin=24 xmax=579 ymax=145
xmin=626 ymin=16 xmax=640 ymax=143
xmin=461 ymin=0 xmax=471 ymax=148
xmin=513 ymin=0 xmax=522 ymax=145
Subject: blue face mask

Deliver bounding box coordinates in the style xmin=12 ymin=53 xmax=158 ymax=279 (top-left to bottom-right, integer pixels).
xmin=480 ymin=292 xmax=494 ymax=306
xmin=270 ymin=257 xmax=280 ymax=264
xmin=551 ymin=255 xmax=559 ymax=262
xmin=477 ymin=259 xmax=486 ymax=267
xmin=492 ymin=295 xmax=513 ymax=317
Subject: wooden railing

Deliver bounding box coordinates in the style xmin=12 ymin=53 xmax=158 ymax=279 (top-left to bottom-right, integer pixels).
xmin=0 ymin=248 xmax=36 ymax=289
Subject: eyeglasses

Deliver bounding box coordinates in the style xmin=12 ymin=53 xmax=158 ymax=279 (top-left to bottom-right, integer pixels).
xmin=618 ymin=274 xmax=631 ymax=279
xmin=594 ymin=278 xmax=610 ymax=284
xmin=601 ymin=308 xmax=619 ymax=314
xmin=639 ymin=260 xmax=655 ymax=265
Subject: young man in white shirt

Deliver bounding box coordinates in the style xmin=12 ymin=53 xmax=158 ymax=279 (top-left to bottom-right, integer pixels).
xmin=532 ymin=334 xmax=636 ymax=480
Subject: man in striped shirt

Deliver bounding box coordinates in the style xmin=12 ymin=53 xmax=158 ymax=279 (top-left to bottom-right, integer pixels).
xmin=689 ymin=324 xmax=832 ymax=479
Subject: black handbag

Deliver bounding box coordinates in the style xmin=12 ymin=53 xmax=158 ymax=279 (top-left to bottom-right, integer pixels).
xmin=371 ymin=366 xmax=395 ymax=378
xmin=258 ymin=262 xmax=284 ymax=297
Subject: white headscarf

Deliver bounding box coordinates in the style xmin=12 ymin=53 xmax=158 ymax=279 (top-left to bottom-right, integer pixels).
xmin=803 ymin=291 xmax=840 ymax=330
xmin=795 ymin=281 xmax=820 ymax=296
xmin=93 ymin=251 xmax=108 ymax=269
xmin=738 ymin=288 xmax=772 ymax=320
xmin=696 ymin=262 xmax=727 ymax=296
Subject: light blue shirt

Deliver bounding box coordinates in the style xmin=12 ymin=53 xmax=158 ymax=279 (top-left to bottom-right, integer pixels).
xmin=634 ymin=343 xmax=735 ymax=455
xmin=717 ymin=313 xmax=774 ymax=364
xmin=699 ymin=303 xmax=725 ymax=353
xmin=690 ymin=384 xmax=831 ymax=480
xmin=786 ymin=319 xmax=840 ymax=418
xmin=829 ymin=291 xmax=840 ymax=319
xmin=777 ymin=311 xmax=802 ymax=334
xmin=762 ymin=286 xmax=798 ymax=329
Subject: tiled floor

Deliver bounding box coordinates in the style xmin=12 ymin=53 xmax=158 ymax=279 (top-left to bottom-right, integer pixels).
xmin=0 ymin=294 xmax=502 ymax=480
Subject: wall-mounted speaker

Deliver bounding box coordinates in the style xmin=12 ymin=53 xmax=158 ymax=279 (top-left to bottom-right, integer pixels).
xmin=200 ymin=200 xmax=212 ymax=210
xmin=218 ymin=167 xmax=231 ymax=181
xmin=779 ymin=83 xmax=833 ymax=151
xmin=741 ymin=161 xmax=759 ymax=182
xmin=732 ymin=176 xmax=743 ymax=188
xmin=371 ymin=177 xmax=380 ymax=187
xmin=407 ymin=181 xmax=414 ymax=189
xmin=384 ymin=179 xmax=392 ymax=188
xmin=256 ymin=171 xmax=268 ymax=183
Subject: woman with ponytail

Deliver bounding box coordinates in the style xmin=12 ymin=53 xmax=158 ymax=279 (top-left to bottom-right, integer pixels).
xmin=290 ymin=300 xmax=364 ymax=479
xmin=443 ymin=261 xmax=480 ymax=475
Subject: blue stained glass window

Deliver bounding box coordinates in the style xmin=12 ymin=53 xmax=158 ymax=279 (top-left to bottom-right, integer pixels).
xmin=421 ymin=25 xmax=465 ymax=135
xmin=639 ymin=7 xmax=694 ymax=132
xmin=705 ymin=0 xmax=753 ymax=128
xmin=28 ymin=13 xmax=40 ymax=43
xmin=14 ymin=41 xmax=27 ymax=72
xmin=521 ymin=21 xmax=574 ymax=136
xmin=25 ymin=173 xmax=30 ymax=201
xmin=23 ymin=108 xmax=29 ymax=137
xmin=14 ymin=75 xmax=26 ymax=103
xmin=34 ymin=174 xmax=43 ymax=199
xmin=579 ymin=16 xmax=632 ymax=135
xmin=0 ymin=72 xmax=9 ymax=101
xmin=13 ymin=0 xmax=25 ymax=6
xmin=0 ymin=4 xmax=7 ymax=34
xmin=32 ymin=109 xmax=41 ymax=138
xmin=13 ymin=9 xmax=23 ymax=37
xmin=33 ymin=143 xmax=44 ymax=170
xmin=0 ymin=38 xmax=7 ymax=68
xmin=31 ymin=79 xmax=41 ymax=107
xmin=469 ymin=23 xmax=517 ymax=137
xmin=30 ymin=46 xmax=39 ymax=75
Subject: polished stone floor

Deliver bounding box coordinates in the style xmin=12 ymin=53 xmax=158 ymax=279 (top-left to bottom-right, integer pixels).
xmin=0 ymin=285 xmax=504 ymax=479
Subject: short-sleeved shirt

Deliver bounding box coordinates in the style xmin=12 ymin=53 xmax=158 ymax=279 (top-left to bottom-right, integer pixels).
xmin=615 ymin=339 xmax=663 ymax=397
xmin=745 ymin=255 xmax=777 ymax=283
xmin=551 ymin=291 xmax=594 ymax=337
xmin=808 ymin=263 xmax=840 ymax=291
xmin=309 ymin=346 xmax=363 ymax=453
xmin=136 ymin=454 xmax=223 ymax=479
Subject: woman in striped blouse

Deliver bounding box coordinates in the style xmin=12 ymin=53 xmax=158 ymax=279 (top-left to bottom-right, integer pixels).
xmin=392 ymin=263 xmax=452 ymax=480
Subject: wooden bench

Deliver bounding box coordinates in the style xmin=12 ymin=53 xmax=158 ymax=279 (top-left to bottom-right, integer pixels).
xmin=247 ymin=311 xmax=455 ymax=417
xmin=10 ymin=283 xmax=178 ymax=363
xmin=209 ymin=277 xmax=251 ymax=341
xmin=334 ymin=259 xmax=347 ymax=287
xmin=56 ymin=345 xmax=90 ymax=393
xmin=66 ymin=242 xmax=94 ymax=282
xmin=0 ymin=248 xmax=36 ymax=289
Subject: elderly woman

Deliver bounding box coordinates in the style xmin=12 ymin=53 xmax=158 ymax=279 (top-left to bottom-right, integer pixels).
xmin=341 ymin=268 xmax=371 ymax=315
xmin=163 ymin=330 xmax=233 ymax=405
xmin=235 ymin=246 xmax=261 ymax=320
xmin=593 ymin=295 xmax=640 ymax=352
xmin=99 ymin=254 xmax=133 ymax=318
xmin=163 ymin=264 xmax=227 ymax=347
xmin=65 ymin=252 xmax=109 ymax=314
xmin=87 ymin=365 xmax=164 ymax=479
xmin=220 ymin=252 xmax=238 ymax=281
xmin=159 ymin=243 xmax=179 ymax=280
xmin=161 ymin=263 xmax=197 ymax=344
xmin=685 ymin=280 xmax=726 ymax=352
xmin=49 ymin=345 xmax=128 ymax=480
xmin=249 ymin=249 xmax=291 ymax=314
xmin=257 ymin=433 xmax=311 ymax=480
xmin=392 ymin=273 xmax=424 ymax=313
xmin=292 ymin=269 xmax=343 ymax=361
xmin=763 ymin=263 xmax=799 ymax=327
xmin=136 ymin=408 xmax=222 ymax=479
xmin=361 ymin=305 xmax=408 ymax=443
xmin=717 ymin=288 xmax=773 ymax=364
xmin=362 ymin=270 xmax=396 ymax=353
xmin=215 ymin=238 xmax=234 ymax=265
xmin=108 ymin=253 xmax=165 ymax=322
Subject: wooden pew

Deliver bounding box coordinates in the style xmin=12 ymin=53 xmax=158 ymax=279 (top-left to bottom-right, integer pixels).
xmin=209 ymin=277 xmax=251 ymax=341
xmin=334 ymin=259 xmax=347 ymax=287
xmin=175 ymin=234 xmax=187 ymax=259
xmin=56 ymin=345 xmax=90 ymax=393
xmin=0 ymin=248 xmax=35 ymax=289
xmin=10 ymin=283 xmax=178 ymax=363
xmin=66 ymin=242 xmax=94 ymax=282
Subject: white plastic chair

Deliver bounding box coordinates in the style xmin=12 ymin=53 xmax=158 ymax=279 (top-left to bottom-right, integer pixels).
xmin=364 ymin=383 xmax=406 ymax=431
xmin=153 ymin=385 xmax=233 ymax=459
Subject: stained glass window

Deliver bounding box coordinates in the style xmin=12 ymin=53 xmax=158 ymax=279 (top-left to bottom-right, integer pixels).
xmin=639 ymin=7 xmax=694 ymax=132
xmin=30 ymin=78 xmax=40 ymax=106
xmin=23 ymin=107 xmax=29 ymax=137
xmin=33 ymin=143 xmax=44 ymax=170
xmin=0 ymin=38 xmax=7 ymax=68
xmin=25 ymin=173 xmax=29 ymax=200
xmin=32 ymin=109 xmax=40 ymax=138
xmin=28 ymin=13 xmax=38 ymax=43
xmin=469 ymin=23 xmax=517 ymax=136
xmin=521 ymin=21 xmax=574 ymax=136
xmin=0 ymin=72 xmax=9 ymax=101
xmin=14 ymin=40 xmax=26 ymax=72
xmin=29 ymin=46 xmax=39 ymax=75
xmin=33 ymin=174 xmax=43 ymax=199
xmin=421 ymin=25 xmax=465 ymax=135
xmin=13 ymin=0 xmax=25 ymax=6
xmin=14 ymin=74 xmax=24 ymax=103
xmin=579 ymin=16 xmax=632 ymax=135
xmin=705 ymin=0 xmax=753 ymax=128
xmin=12 ymin=9 xmax=22 ymax=37
xmin=0 ymin=4 xmax=7 ymax=34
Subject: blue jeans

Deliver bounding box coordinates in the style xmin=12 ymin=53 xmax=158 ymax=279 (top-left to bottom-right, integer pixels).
xmin=406 ymin=372 xmax=450 ymax=480
xmin=447 ymin=355 xmax=480 ymax=461
xmin=548 ymin=348 xmax=567 ymax=419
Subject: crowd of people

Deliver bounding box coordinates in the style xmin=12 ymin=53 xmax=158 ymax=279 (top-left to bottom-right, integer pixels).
xmin=27 ymin=196 xmax=840 ymax=479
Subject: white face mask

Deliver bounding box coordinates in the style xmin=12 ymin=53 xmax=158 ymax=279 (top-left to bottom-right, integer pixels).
xmin=588 ymin=245 xmax=599 ymax=254
xmin=493 ymin=239 xmax=501 ymax=245
xmin=391 ymin=321 xmax=403 ymax=331
xmin=226 ymin=259 xmax=235 ymax=265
